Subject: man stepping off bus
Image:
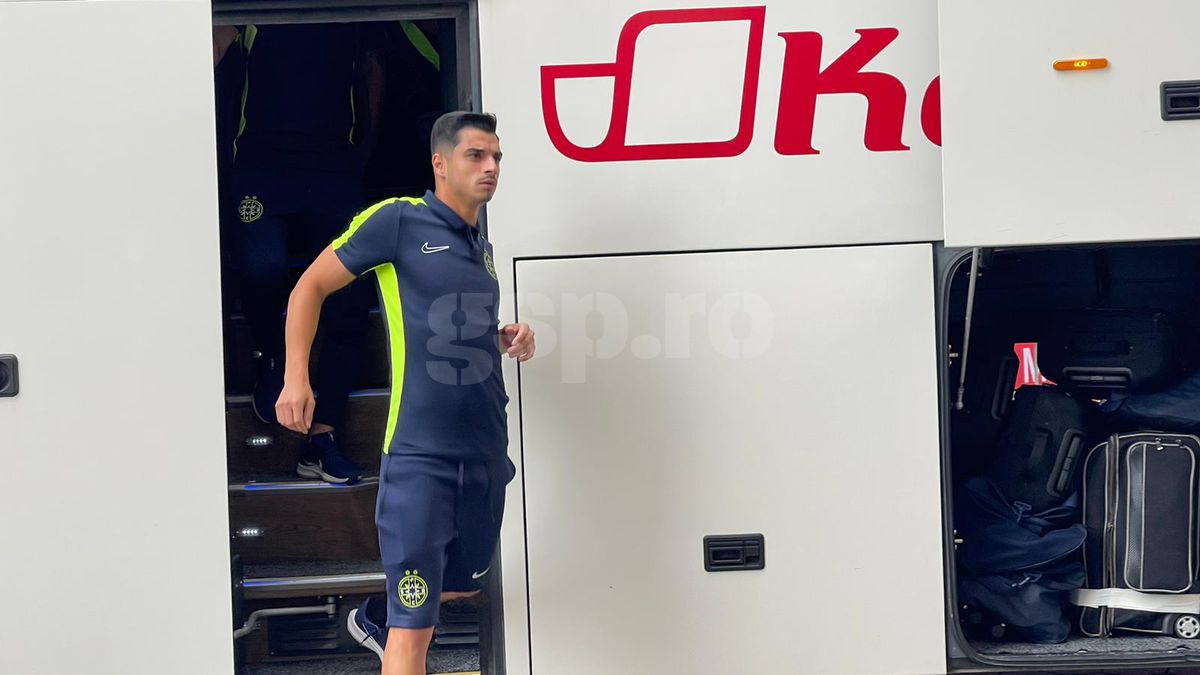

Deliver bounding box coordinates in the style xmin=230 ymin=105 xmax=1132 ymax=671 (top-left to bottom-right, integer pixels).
xmin=275 ymin=111 xmax=533 ymax=675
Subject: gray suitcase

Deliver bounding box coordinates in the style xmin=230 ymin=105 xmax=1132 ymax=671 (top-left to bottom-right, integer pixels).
xmin=1073 ymin=432 xmax=1200 ymax=638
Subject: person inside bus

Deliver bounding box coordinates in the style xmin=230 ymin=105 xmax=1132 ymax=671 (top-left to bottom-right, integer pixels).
xmin=214 ymin=22 xmax=384 ymax=483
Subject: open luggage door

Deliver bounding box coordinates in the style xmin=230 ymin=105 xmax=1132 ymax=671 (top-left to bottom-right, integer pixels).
xmin=940 ymin=0 xmax=1200 ymax=248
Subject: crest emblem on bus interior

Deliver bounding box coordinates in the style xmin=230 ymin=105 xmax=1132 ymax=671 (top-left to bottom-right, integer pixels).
xmin=239 ymin=196 xmax=264 ymax=223
xmin=540 ymin=6 xmax=767 ymax=162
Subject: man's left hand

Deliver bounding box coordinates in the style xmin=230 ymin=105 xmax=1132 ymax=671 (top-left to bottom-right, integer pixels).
xmin=500 ymin=323 xmax=536 ymax=362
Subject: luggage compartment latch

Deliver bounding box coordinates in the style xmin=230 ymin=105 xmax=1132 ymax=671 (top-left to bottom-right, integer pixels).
xmin=1161 ymin=81 xmax=1200 ymax=120
xmin=0 ymin=355 xmax=17 ymax=398
xmin=704 ymin=534 xmax=766 ymax=572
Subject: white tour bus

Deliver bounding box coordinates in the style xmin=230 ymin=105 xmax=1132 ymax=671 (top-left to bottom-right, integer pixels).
xmin=4 ymin=0 xmax=1200 ymax=673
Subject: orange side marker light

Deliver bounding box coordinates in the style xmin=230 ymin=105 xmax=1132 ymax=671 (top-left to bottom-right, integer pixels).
xmin=1054 ymin=58 xmax=1109 ymax=72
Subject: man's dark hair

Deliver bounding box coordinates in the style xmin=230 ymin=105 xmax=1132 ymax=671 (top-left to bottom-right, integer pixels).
xmin=430 ymin=111 xmax=498 ymax=154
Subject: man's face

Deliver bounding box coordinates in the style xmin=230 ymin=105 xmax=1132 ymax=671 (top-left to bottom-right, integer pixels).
xmin=438 ymin=128 xmax=502 ymax=205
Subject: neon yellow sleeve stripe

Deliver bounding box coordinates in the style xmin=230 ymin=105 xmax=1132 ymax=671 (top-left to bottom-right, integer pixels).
xmin=242 ymin=24 xmax=258 ymax=52
xmin=331 ymin=196 xmax=425 ymax=252
xmin=400 ymin=21 xmax=440 ymax=71
xmin=376 ymin=263 xmax=406 ymax=454
xmin=333 ymin=196 xmax=426 ymax=453
xmin=232 ymin=25 xmax=259 ymax=159
xmin=332 ymin=198 xmax=399 ymax=250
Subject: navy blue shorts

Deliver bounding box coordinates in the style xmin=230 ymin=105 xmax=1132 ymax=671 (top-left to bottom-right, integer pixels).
xmin=376 ymin=452 xmax=515 ymax=629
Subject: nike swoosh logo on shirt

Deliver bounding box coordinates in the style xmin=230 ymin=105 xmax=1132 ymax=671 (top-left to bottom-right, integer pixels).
xmin=422 ymin=242 xmax=450 ymax=254
xmin=471 ymin=567 xmax=491 ymax=580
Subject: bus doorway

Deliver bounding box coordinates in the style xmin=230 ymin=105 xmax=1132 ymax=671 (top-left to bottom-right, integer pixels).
xmin=211 ymin=3 xmax=495 ymax=672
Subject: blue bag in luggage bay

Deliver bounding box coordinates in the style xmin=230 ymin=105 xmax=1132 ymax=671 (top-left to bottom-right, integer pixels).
xmin=1101 ymin=369 xmax=1200 ymax=433
xmin=956 ymin=475 xmax=1087 ymax=643
xmin=956 ymin=385 xmax=1094 ymax=643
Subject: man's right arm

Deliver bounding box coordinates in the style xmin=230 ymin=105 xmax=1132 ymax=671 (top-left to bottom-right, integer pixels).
xmin=276 ymin=200 xmax=402 ymax=433
xmin=275 ymin=248 xmax=356 ymax=433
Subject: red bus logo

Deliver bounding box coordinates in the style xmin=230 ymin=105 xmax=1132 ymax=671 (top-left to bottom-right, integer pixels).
xmin=541 ymin=6 xmax=942 ymax=162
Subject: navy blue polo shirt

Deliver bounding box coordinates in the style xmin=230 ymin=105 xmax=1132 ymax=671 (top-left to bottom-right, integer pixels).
xmin=332 ymin=191 xmax=508 ymax=459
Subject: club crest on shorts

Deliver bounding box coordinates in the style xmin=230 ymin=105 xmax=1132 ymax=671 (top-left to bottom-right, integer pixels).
xmin=483 ymin=249 xmax=497 ymax=280
xmin=239 ymin=195 xmax=264 ymax=223
xmin=398 ymin=569 xmax=429 ymax=609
